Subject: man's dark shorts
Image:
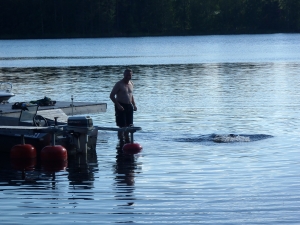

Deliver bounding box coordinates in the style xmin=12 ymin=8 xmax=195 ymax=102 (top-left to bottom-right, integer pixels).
xmin=115 ymin=102 xmax=133 ymax=127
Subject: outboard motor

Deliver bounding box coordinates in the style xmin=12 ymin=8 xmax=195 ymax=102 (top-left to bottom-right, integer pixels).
xmin=67 ymin=116 xmax=94 ymax=153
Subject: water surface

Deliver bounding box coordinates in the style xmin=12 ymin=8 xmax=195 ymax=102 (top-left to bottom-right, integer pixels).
xmin=0 ymin=34 xmax=299 ymax=224
xmin=1 ymin=33 xmax=300 ymax=67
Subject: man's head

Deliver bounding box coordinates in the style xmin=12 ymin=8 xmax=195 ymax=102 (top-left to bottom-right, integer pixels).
xmin=123 ymin=68 xmax=132 ymax=81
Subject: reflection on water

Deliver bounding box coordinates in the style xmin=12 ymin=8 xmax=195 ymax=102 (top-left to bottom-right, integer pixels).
xmin=68 ymin=151 xmax=98 ymax=189
xmin=0 ymin=149 xmax=98 ymax=190
xmin=113 ymin=143 xmax=141 ymax=208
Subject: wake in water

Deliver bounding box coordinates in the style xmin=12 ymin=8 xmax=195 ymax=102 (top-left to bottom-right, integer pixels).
xmin=212 ymin=134 xmax=250 ymax=143
xmin=176 ymin=134 xmax=273 ymax=143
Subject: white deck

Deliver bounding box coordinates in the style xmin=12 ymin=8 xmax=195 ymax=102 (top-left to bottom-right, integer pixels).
xmin=0 ymin=101 xmax=107 ymax=118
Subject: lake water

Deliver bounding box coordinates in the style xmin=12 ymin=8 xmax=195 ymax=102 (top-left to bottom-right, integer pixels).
xmin=0 ymin=34 xmax=300 ymax=224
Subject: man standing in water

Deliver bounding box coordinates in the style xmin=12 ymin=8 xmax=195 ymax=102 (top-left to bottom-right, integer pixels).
xmin=110 ymin=68 xmax=137 ymax=142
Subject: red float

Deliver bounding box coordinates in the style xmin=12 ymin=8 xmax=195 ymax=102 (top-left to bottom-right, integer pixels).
xmin=10 ymin=144 xmax=37 ymax=171
xmin=41 ymin=145 xmax=68 ymax=161
xmin=11 ymin=158 xmax=36 ymax=171
xmin=42 ymin=160 xmax=68 ymax=172
xmin=122 ymin=143 xmax=143 ymax=154
xmin=41 ymin=145 xmax=68 ymax=172
xmin=10 ymin=144 xmax=37 ymax=159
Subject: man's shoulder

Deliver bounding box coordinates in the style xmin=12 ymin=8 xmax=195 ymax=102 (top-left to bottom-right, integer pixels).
xmin=114 ymin=80 xmax=123 ymax=85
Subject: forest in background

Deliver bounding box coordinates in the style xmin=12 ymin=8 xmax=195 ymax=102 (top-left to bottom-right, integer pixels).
xmin=0 ymin=0 xmax=299 ymax=39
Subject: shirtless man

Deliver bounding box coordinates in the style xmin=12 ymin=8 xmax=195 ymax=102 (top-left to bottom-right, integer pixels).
xmin=110 ymin=68 xmax=137 ymax=142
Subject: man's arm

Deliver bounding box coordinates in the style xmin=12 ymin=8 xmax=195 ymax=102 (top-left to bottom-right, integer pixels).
xmin=110 ymin=83 xmax=124 ymax=111
xmin=132 ymin=95 xmax=137 ymax=111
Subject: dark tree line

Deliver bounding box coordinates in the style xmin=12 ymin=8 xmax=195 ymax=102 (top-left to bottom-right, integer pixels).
xmin=0 ymin=0 xmax=299 ymax=39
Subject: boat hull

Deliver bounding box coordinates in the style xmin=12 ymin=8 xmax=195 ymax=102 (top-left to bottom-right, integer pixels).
xmin=0 ymin=132 xmax=51 ymax=152
xmin=0 ymin=94 xmax=15 ymax=103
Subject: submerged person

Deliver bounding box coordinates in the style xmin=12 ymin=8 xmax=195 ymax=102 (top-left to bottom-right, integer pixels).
xmin=110 ymin=68 xmax=137 ymax=142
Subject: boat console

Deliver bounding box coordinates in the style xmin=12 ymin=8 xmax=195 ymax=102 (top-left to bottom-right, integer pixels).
xmin=0 ymin=82 xmax=15 ymax=103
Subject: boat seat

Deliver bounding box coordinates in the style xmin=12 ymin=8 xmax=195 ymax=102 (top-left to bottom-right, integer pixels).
xmin=18 ymin=104 xmax=39 ymax=126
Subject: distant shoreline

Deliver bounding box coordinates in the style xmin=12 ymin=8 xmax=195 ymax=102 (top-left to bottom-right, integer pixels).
xmin=1 ymin=31 xmax=299 ymax=40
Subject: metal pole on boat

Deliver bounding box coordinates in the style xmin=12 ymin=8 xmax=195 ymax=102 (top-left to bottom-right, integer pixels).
xmin=51 ymin=117 xmax=58 ymax=145
xmin=124 ymin=127 xmax=134 ymax=143
xmin=71 ymin=95 xmax=74 ymax=116
xmin=130 ymin=131 xmax=134 ymax=143
xmin=21 ymin=134 xmax=25 ymax=145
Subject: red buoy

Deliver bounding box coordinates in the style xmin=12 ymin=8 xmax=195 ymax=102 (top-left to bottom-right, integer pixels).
xmin=10 ymin=144 xmax=37 ymax=171
xmin=10 ymin=144 xmax=37 ymax=159
xmin=11 ymin=158 xmax=36 ymax=171
xmin=41 ymin=145 xmax=68 ymax=172
xmin=42 ymin=160 xmax=68 ymax=172
xmin=41 ymin=145 xmax=68 ymax=161
xmin=122 ymin=143 xmax=143 ymax=154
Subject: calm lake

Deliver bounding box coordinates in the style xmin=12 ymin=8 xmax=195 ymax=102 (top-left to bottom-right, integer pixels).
xmin=0 ymin=34 xmax=300 ymax=224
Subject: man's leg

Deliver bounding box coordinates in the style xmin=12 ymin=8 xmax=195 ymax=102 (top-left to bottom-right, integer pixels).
xmin=115 ymin=105 xmax=126 ymax=142
xmin=124 ymin=131 xmax=130 ymax=143
xmin=118 ymin=130 xmax=124 ymax=141
xmin=124 ymin=105 xmax=134 ymax=143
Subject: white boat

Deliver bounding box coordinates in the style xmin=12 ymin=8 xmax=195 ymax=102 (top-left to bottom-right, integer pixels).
xmin=0 ymin=96 xmax=141 ymax=154
xmin=0 ymin=82 xmax=15 ymax=103
xmin=0 ymin=101 xmax=107 ymax=153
